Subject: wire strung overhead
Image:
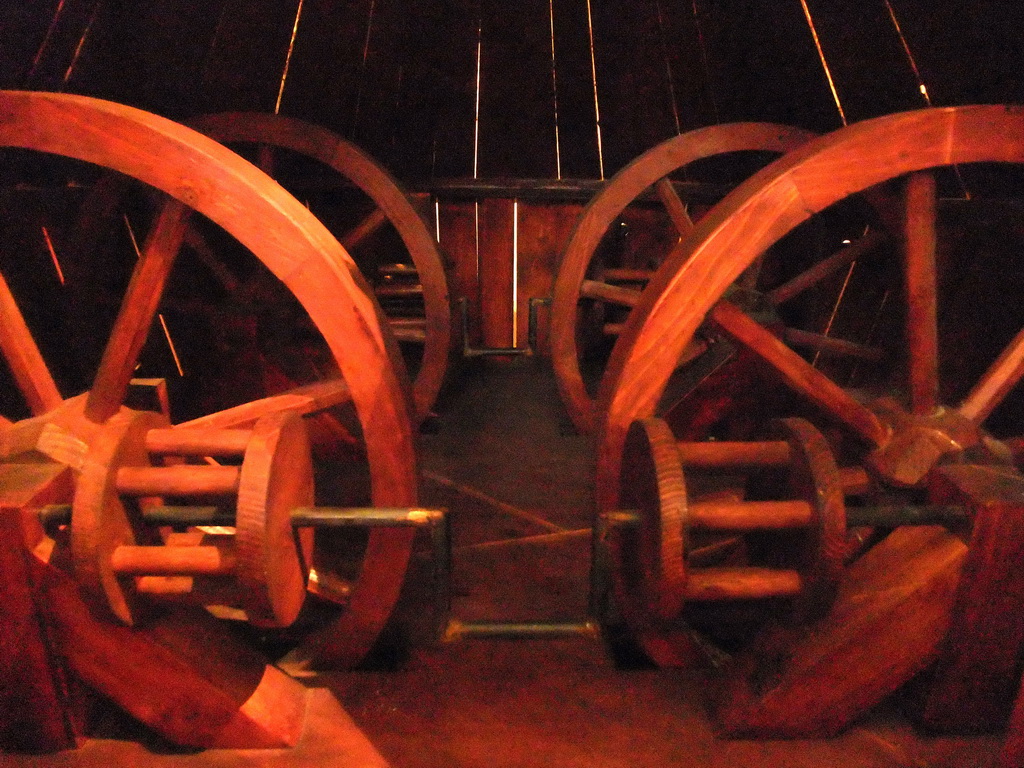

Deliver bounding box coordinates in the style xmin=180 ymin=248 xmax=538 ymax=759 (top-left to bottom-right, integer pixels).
xmin=796 ymin=0 xmax=848 ymax=126
xmin=275 ymin=0 xmax=305 ymax=114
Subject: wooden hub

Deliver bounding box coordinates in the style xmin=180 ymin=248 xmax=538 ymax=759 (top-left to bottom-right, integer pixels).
xmin=71 ymin=408 xmax=313 ymax=627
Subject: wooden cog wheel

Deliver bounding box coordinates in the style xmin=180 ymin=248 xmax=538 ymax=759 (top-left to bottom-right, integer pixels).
xmin=614 ymin=416 xmax=846 ymax=661
xmin=550 ymin=122 xmax=816 ymax=434
xmin=0 ymin=91 xmax=417 ymax=666
xmin=599 ymin=105 xmax=1024 ymax=665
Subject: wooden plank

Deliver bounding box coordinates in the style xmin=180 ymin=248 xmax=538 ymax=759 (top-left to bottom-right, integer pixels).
xmin=477 ymin=198 xmax=515 ymax=349
xmin=515 ymin=202 xmax=581 ymax=352
xmin=36 ymin=557 xmax=309 ymax=749
xmin=438 ymin=200 xmax=479 ymax=346
xmin=549 ymin=0 xmax=601 ymax=178
xmin=715 ymin=526 xmax=967 ymax=738
xmin=0 ymin=511 xmax=74 ymax=752
xmin=912 ymin=464 xmax=1024 ymax=731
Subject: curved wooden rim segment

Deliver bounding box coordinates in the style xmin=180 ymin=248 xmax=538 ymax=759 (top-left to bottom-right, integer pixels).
xmin=0 ymin=91 xmax=417 ymax=665
xmin=550 ymin=122 xmax=816 ymax=434
xmin=189 ymin=111 xmax=452 ymax=422
xmin=597 ymin=105 xmax=1024 ymax=515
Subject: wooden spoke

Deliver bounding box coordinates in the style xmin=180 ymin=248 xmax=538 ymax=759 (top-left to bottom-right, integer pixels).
xmin=256 ymin=143 xmax=275 ymax=175
xmin=341 ymin=207 xmax=389 ymax=252
xmin=602 ymin=267 xmax=655 ymax=283
xmin=177 ymin=378 xmax=352 ymax=430
xmin=959 ymin=326 xmax=1024 ymax=424
xmin=904 ymin=171 xmax=939 ymax=415
xmin=654 ymin=177 xmax=694 ymax=239
xmin=782 ymin=328 xmax=885 ymax=362
xmin=389 ymin=317 xmax=428 ymax=344
xmin=188 ymin=112 xmax=450 ymax=424
xmin=183 ymin=227 xmax=240 ymax=292
xmin=710 ymin=301 xmax=890 ymax=448
xmin=0 ymin=272 xmax=62 ymax=415
xmin=580 ymin=279 xmax=641 ymax=308
xmin=85 ymin=199 xmax=191 ymax=423
xmin=550 ymin=123 xmax=815 ymax=434
xmin=766 ymin=229 xmax=885 ymax=306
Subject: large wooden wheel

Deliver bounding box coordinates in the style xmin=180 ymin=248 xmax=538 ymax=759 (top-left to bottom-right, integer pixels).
xmin=188 ymin=112 xmax=452 ymax=424
xmin=0 ymin=91 xmax=417 ymax=666
xmin=550 ymin=123 xmax=816 ymax=434
xmin=597 ymin=105 xmax=1024 ymax=664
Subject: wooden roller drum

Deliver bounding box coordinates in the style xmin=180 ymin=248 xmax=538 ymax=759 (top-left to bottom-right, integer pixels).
xmin=617 ymin=416 xmax=852 ymax=628
xmin=71 ymin=408 xmax=313 ymax=628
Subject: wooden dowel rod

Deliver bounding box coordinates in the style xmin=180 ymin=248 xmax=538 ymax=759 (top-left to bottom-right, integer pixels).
xmin=580 ymin=279 xmax=641 ymax=307
xmin=388 ymin=317 xmax=427 ymax=329
xmin=116 ymin=465 xmax=240 ymax=496
xmin=133 ymin=576 xmax=195 ymax=596
xmin=602 ymin=267 xmax=654 ymax=282
xmin=690 ymin=500 xmax=813 ymax=530
xmin=375 ymin=284 xmax=424 ymax=298
xmin=840 ymin=466 xmax=872 ymax=495
xmin=684 ymin=567 xmax=802 ymax=601
xmin=603 ymin=322 xmax=625 ymax=336
xmin=145 ymin=428 xmax=250 ymax=457
xmin=677 ymin=440 xmax=791 ymax=468
xmin=391 ymin=327 xmax=428 ymax=343
xmin=111 ymin=545 xmax=236 ymax=575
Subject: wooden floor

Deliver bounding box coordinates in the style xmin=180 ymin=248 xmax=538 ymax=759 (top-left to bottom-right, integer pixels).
xmin=7 ymin=357 xmax=1007 ymax=767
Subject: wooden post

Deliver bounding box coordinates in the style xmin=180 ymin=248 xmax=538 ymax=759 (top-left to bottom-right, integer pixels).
xmin=0 ymin=462 xmax=78 ymax=752
xmin=911 ymin=464 xmax=1024 ymax=732
xmin=478 ymin=198 xmax=516 ymax=351
xmin=715 ymin=526 xmax=967 ymax=738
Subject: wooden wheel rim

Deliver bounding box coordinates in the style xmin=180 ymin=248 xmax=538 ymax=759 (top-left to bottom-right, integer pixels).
xmin=0 ymin=91 xmax=417 ymax=665
xmin=550 ymin=123 xmax=816 ymax=434
xmin=189 ymin=111 xmax=452 ymax=423
xmin=597 ymin=105 xmax=1024 ymax=516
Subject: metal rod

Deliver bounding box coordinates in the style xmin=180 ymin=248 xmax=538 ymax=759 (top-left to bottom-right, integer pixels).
xmin=603 ymin=504 xmax=970 ymax=530
xmin=444 ymin=619 xmax=600 ymax=641
xmin=38 ymin=504 xmax=445 ymax=530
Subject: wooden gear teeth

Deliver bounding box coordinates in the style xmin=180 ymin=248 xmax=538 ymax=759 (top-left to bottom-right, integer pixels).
xmin=71 ymin=408 xmax=314 ymax=628
xmin=616 ymin=416 xmax=847 ymax=628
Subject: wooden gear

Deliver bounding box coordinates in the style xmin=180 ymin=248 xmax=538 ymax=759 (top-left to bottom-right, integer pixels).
xmin=0 ymin=90 xmax=418 ymax=667
xmin=597 ymin=106 xmax=1024 ymax=717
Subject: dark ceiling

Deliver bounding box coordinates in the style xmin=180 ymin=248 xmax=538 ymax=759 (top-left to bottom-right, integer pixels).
xmin=2 ymin=0 xmax=1022 ymax=182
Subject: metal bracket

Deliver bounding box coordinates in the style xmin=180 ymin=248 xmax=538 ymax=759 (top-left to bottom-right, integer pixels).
xmin=458 ymin=296 xmax=552 ymax=358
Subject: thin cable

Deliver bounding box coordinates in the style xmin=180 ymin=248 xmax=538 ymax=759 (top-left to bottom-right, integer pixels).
xmin=274 ymin=0 xmax=305 ymax=114
xmin=883 ymin=0 xmax=931 ymax=106
xmin=351 ymin=0 xmax=377 ymax=136
xmin=512 ymin=199 xmax=519 ymax=347
xmin=62 ymin=0 xmax=101 ymax=87
xmin=25 ymin=0 xmax=69 ymax=85
xmin=797 ymin=0 xmax=847 ymax=126
xmin=548 ymin=0 xmax=563 ymax=179
xmin=584 ymin=0 xmax=605 ymax=179
xmin=654 ymin=0 xmax=682 ymax=135
xmin=473 ymin=18 xmax=483 ymax=180
xmin=41 ymin=227 xmax=65 ymax=285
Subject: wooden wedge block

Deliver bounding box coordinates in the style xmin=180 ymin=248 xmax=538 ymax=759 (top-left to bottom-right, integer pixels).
xmin=33 ymin=555 xmax=308 ymax=749
xmin=911 ymin=464 xmax=1024 ymax=732
xmin=715 ymin=525 xmax=966 ymax=738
